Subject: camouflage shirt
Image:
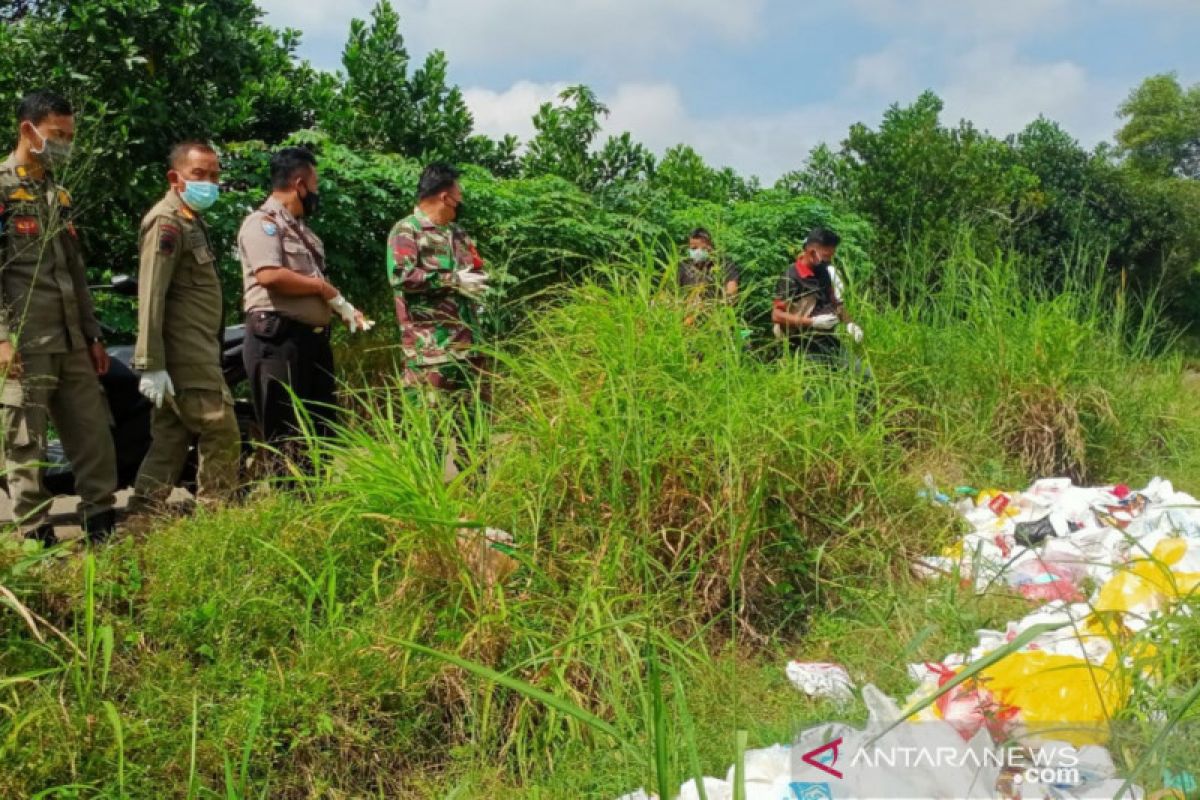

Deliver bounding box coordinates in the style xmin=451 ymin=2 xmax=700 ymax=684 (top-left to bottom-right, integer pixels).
xmin=386 ymin=207 xmax=484 ymax=384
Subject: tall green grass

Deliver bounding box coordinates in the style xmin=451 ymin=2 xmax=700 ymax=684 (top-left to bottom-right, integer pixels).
xmin=2 ymin=243 xmax=1198 ymax=797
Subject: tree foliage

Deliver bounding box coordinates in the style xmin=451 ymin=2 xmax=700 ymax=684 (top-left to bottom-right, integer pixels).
xmin=1117 ymin=73 xmax=1200 ymax=180
xmin=1 ymin=2 xmax=1197 ymax=335
xmin=325 ymin=1 xmax=474 ymax=161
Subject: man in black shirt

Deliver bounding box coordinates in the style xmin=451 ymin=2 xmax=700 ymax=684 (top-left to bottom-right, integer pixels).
xmin=677 ymin=227 xmax=740 ymax=302
xmin=772 ymin=227 xmax=866 ymax=373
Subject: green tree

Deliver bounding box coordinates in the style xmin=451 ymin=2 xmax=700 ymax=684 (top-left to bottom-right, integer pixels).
xmin=328 ymin=0 xmax=474 ymax=161
xmin=523 ymin=85 xmax=608 ymax=187
xmin=0 ymin=0 xmax=324 ymax=277
xmin=653 ymin=144 xmax=750 ymax=205
xmin=1117 ymin=73 xmax=1200 ymax=180
xmin=593 ymin=131 xmax=656 ymax=191
xmin=841 ymin=91 xmax=1039 ymax=261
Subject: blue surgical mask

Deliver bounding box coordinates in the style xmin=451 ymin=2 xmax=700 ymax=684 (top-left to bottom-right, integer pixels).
xmin=688 ymin=248 xmax=710 ymax=263
xmin=181 ymin=181 xmax=220 ymax=211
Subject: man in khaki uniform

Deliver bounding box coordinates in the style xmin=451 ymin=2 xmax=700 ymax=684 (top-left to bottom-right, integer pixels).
xmin=237 ymin=147 xmax=368 ymax=461
xmin=0 ymin=90 xmax=116 ymax=544
xmin=128 ymin=141 xmax=239 ymax=513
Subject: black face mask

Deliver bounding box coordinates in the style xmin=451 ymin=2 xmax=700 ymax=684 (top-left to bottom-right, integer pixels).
xmin=300 ymin=187 xmax=321 ymax=218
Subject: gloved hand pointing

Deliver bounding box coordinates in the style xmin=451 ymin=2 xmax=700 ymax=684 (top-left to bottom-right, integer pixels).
xmin=138 ymin=370 xmax=175 ymax=409
xmin=455 ymin=269 xmax=489 ymax=300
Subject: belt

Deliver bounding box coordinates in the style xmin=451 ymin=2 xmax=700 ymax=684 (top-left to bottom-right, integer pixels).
xmin=247 ymin=310 xmax=330 ymax=336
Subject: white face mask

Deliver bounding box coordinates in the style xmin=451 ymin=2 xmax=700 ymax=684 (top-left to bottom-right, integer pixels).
xmin=688 ymin=247 xmax=710 ymax=263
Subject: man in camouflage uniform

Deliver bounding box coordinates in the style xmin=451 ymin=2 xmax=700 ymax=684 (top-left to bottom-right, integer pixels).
xmin=387 ymin=162 xmax=488 ymax=395
xmin=0 ymin=90 xmax=117 ymax=543
xmin=128 ymin=141 xmax=239 ymax=513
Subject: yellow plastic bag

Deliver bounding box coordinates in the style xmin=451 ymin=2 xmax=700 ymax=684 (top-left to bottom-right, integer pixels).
xmin=1094 ymin=538 xmax=1200 ymax=617
xmin=979 ymin=651 xmax=1127 ymax=746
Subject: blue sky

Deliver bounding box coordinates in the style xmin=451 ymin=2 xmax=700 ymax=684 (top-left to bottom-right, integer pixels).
xmin=258 ymin=0 xmax=1200 ymax=181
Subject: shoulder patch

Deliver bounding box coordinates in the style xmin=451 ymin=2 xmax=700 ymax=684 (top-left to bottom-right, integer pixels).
xmin=261 ymin=220 xmax=278 ymax=237
xmin=159 ymin=222 xmax=180 ymax=255
xmin=8 ymin=187 xmax=35 ymax=203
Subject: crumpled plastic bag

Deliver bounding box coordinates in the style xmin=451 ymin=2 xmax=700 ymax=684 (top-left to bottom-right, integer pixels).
xmin=1093 ymin=537 xmax=1200 ymax=630
xmin=978 ymin=650 xmax=1126 ymax=747
xmin=786 ymin=662 xmax=856 ymax=704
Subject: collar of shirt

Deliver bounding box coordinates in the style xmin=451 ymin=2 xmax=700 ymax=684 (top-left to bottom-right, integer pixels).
xmin=412 ymin=206 xmax=452 ymax=233
xmin=263 ymin=195 xmax=300 ymax=228
xmin=794 ymin=254 xmax=816 ymax=279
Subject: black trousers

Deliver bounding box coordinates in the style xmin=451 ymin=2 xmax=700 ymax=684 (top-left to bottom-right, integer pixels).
xmin=243 ymin=311 xmax=338 ymax=448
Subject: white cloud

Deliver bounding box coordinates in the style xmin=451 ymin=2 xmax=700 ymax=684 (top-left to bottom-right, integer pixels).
xmin=256 ymin=0 xmax=373 ymax=35
xmin=938 ymin=44 xmax=1119 ymax=144
xmin=463 ymin=81 xmax=568 ymax=143
xmin=463 ymin=79 xmax=858 ymax=182
xmin=850 ymin=42 xmax=922 ymax=98
xmin=402 ymin=0 xmax=767 ymax=66
xmin=258 ymin=0 xmax=768 ymax=70
xmin=846 ymin=0 xmax=1073 ymax=39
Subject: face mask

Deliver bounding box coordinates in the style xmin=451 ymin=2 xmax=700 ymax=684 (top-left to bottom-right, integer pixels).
xmin=300 ymin=187 xmax=321 ymax=218
xmin=688 ymin=248 xmax=710 ymax=263
xmin=31 ymin=127 xmax=73 ymax=172
xmin=180 ymin=180 xmax=219 ymax=212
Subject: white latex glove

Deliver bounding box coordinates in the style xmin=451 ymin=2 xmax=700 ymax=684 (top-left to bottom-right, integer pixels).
xmin=809 ymin=314 xmax=839 ymax=331
xmin=455 ymin=269 xmax=489 ymax=299
xmin=138 ymin=370 xmax=175 ymax=409
xmin=846 ymin=322 xmax=865 ymax=343
xmin=329 ymin=294 xmax=360 ymax=333
xmin=828 ymin=264 xmax=845 ymax=302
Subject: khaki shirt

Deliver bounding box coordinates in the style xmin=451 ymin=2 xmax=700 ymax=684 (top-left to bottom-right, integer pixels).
xmin=237 ymin=196 xmax=330 ymax=327
xmin=133 ymin=189 xmax=224 ymax=388
xmin=0 ymin=155 xmax=101 ymax=353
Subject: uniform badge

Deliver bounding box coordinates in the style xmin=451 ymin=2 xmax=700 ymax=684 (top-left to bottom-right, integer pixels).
xmin=261 ymin=220 xmax=278 ymax=237
xmin=179 ymin=205 xmax=196 ymax=221
xmin=8 ymin=187 xmax=35 ymax=202
xmin=159 ymin=222 xmax=180 ymax=255
xmin=13 ymin=216 xmax=40 ymax=236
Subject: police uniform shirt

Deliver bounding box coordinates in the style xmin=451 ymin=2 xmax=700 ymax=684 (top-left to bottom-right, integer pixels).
xmin=237 ymin=196 xmax=331 ymax=327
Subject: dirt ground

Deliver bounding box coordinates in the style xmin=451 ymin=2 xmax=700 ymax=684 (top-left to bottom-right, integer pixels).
xmin=1 ymin=487 xmax=190 ymax=544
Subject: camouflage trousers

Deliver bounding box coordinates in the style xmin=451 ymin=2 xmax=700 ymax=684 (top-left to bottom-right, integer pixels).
xmin=402 ymin=354 xmax=491 ymax=403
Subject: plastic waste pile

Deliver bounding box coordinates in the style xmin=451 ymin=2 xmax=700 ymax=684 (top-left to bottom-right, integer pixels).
xmin=618 ymin=477 xmax=1200 ymax=799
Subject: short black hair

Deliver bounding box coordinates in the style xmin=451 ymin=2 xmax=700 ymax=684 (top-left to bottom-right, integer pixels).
xmin=269 ymin=147 xmax=318 ymax=190
xmin=805 ymin=227 xmax=841 ymax=248
xmin=688 ymin=227 xmax=713 ymax=245
xmin=17 ymin=90 xmax=72 ymax=126
xmin=417 ymin=162 xmax=460 ymax=201
xmin=168 ymin=140 xmax=218 ymax=170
